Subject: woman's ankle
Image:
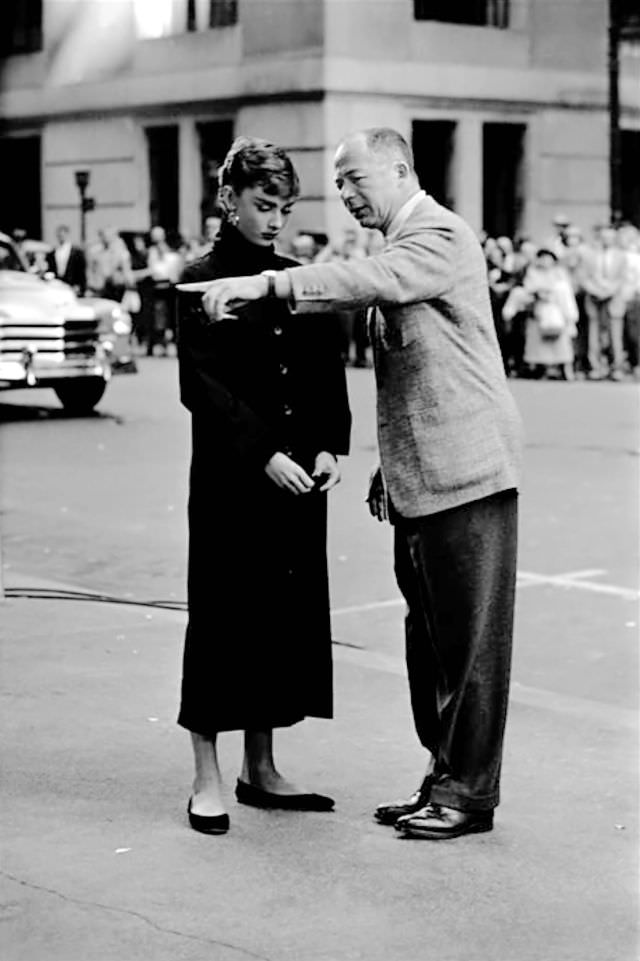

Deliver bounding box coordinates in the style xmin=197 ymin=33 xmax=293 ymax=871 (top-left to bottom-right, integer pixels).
xmin=193 ymin=774 xmax=223 ymax=795
xmin=241 ymin=760 xmax=279 ymax=784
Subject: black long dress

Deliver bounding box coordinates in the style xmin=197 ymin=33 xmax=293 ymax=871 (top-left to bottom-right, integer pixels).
xmin=177 ymin=224 xmax=351 ymax=736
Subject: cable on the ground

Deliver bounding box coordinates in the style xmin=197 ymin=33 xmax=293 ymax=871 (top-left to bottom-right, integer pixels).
xmin=2 ymin=587 xmax=364 ymax=648
xmin=3 ymin=587 xmax=187 ymax=611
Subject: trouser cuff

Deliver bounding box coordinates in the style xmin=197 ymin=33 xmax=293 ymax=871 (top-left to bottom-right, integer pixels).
xmin=429 ymin=784 xmax=499 ymax=813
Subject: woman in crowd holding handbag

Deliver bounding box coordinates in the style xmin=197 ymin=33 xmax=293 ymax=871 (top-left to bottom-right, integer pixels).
xmin=176 ymin=137 xmax=351 ymax=835
xmin=503 ymin=247 xmax=578 ymax=380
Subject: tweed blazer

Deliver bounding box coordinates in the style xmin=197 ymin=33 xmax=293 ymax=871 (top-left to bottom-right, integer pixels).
xmin=286 ymin=194 xmax=523 ymax=517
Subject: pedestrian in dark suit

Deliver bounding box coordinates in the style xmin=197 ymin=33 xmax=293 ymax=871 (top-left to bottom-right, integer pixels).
xmin=196 ymin=128 xmax=524 ymax=840
xmin=46 ymin=224 xmax=86 ymax=294
xmin=176 ymin=137 xmax=351 ymax=836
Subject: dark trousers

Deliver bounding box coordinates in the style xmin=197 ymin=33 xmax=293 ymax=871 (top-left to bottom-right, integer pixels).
xmin=624 ymin=296 xmax=640 ymax=370
xmin=393 ymin=489 xmax=518 ymax=812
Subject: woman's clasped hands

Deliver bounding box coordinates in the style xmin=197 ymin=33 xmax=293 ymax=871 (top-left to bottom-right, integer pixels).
xmin=265 ymin=450 xmax=340 ymax=495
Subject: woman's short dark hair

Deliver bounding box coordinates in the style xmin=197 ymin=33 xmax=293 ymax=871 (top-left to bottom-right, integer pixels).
xmin=536 ymin=247 xmax=558 ymax=261
xmin=218 ymin=137 xmax=300 ymax=199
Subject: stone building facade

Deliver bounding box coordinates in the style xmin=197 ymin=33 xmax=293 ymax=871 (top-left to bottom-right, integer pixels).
xmin=1 ymin=0 xmax=639 ymax=247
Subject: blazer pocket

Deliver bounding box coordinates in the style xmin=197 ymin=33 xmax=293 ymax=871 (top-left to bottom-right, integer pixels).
xmin=409 ymin=407 xmax=504 ymax=493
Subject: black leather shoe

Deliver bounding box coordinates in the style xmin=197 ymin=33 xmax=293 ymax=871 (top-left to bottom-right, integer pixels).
xmin=395 ymin=802 xmax=493 ymax=840
xmin=374 ymin=774 xmax=434 ymax=825
xmin=187 ymin=798 xmax=230 ymax=835
xmin=235 ymin=779 xmax=334 ymax=811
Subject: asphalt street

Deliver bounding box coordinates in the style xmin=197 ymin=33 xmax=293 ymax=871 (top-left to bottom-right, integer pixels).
xmin=0 ymin=358 xmax=638 ymax=961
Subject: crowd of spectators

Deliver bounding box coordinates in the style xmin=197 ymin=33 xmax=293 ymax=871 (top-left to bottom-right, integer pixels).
xmin=10 ymin=211 xmax=640 ymax=379
xmin=485 ymin=215 xmax=640 ymax=382
xmin=283 ymin=215 xmax=640 ymax=380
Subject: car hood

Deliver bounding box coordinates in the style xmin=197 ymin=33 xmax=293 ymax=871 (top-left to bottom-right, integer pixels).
xmin=0 ymin=270 xmax=95 ymax=322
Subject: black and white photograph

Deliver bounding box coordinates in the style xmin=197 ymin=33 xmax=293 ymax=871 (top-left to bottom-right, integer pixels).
xmin=0 ymin=2 xmax=638 ymax=960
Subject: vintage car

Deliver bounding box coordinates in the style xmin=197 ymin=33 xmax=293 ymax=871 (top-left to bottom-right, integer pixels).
xmin=0 ymin=232 xmax=136 ymax=413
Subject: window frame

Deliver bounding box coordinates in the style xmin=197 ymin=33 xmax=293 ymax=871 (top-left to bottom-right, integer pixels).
xmin=413 ymin=0 xmax=510 ymax=30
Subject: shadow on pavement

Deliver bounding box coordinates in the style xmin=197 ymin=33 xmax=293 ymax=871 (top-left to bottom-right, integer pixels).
xmin=0 ymin=401 xmax=124 ymax=425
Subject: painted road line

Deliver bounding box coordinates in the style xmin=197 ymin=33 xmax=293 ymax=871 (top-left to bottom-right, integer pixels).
xmin=6 ymin=572 xmax=636 ymax=729
xmin=6 ymin=568 xmax=638 ymax=618
xmin=332 ymin=570 xmax=639 ymax=616
xmin=516 ymin=570 xmax=639 ymax=601
xmin=331 ymin=599 xmax=405 ymax=616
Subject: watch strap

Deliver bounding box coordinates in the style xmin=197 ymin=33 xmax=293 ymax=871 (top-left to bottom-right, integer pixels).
xmin=262 ymin=270 xmax=277 ymax=297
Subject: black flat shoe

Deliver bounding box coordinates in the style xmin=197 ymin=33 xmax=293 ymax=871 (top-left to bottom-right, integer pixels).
xmin=374 ymin=774 xmax=434 ymax=825
xmin=187 ymin=798 xmax=230 ymax=835
xmin=394 ymin=802 xmax=493 ymax=840
xmin=235 ymin=779 xmax=334 ymax=812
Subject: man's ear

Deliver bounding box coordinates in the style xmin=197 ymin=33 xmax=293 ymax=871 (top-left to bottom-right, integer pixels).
xmin=394 ymin=161 xmax=411 ymax=183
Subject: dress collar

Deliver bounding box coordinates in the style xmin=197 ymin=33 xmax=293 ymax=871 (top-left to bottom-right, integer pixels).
xmin=213 ymin=222 xmax=280 ymax=275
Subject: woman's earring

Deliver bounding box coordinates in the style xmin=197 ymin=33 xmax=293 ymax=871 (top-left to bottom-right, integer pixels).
xmin=229 ymin=210 xmax=240 ymax=227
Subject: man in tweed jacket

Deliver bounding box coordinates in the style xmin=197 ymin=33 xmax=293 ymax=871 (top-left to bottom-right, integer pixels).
xmin=195 ymin=128 xmax=523 ymax=840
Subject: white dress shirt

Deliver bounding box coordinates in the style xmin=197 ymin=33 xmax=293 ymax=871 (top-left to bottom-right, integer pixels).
xmin=55 ymin=241 xmax=72 ymax=277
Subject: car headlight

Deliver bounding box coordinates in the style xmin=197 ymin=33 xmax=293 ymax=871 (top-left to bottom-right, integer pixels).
xmin=110 ymin=307 xmax=131 ymax=336
xmin=113 ymin=318 xmax=131 ymax=336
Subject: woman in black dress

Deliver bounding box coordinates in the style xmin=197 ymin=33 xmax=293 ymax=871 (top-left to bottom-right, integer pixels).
xmin=177 ymin=138 xmax=351 ymax=834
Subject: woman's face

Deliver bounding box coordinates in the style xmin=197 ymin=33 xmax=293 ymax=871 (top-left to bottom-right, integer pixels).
xmin=230 ymin=185 xmax=295 ymax=246
xmin=536 ymin=252 xmax=555 ymax=271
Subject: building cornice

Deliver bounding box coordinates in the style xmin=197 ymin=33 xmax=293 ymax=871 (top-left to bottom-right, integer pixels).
xmin=322 ymin=57 xmax=640 ymax=114
xmin=1 ymin=52 xmax=638 ymax=123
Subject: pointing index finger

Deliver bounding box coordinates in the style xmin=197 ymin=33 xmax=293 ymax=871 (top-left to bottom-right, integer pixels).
xmin=176 ymin=281 xmax=214 ymax=292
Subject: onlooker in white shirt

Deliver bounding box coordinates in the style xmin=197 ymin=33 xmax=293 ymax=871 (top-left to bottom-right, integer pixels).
xmin=579 ymin=225 xmax=628 ymax=380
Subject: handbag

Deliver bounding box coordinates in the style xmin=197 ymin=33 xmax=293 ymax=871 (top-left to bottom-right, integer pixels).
xmin=534 ymin=299 xmax=565 ymax=339
xmin=121 ymin=288 xmax=142 ymax=314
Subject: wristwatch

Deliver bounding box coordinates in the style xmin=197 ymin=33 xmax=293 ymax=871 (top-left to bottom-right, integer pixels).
xmin=262 ymin=270 xmax=278 ymax=298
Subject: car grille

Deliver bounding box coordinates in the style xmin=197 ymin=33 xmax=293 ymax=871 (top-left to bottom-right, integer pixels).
xmin=0 ymin=316 xmax=100 ymax=360
xmin=62 ymin=318 xmax=101 ymax=357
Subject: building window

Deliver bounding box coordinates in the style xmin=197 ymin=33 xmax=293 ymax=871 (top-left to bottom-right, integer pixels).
xmin=197 ymin=121 xmax=234 ymax=221
xmin=412 ymin=121 xmax=456 ymax=210
xmin=187 ymin=0 xmax=238 ymax=31
xmin=414 ymin=0 xmax=510 ymax=29
xmin=621 ymin=131 xmax=640 ymax=227
xmin=0 ymin=0 xmax=43 ymax=55
xmin=620 ymin=0 xmax=640 ymax=39
xmin=482 ymin=122 xmax=525 ymax=238
xmin=147 ymin=126 xmax=180 ymax=232
xmin=0 ymin=136 xmax=42 ymax=239
xmin=209 ymin=0 xmax=238 ymax=28
xmin=135 ymin=0 xmax=176 ymax=38
xmin=135 ymin=0 xmax=237 ymax=38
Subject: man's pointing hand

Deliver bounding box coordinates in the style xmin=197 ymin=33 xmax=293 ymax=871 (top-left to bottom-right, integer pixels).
xmin=177 ymin=275 xmax=269 ymax=321
xmin=203 ymin=275 xmax=268 ymax=321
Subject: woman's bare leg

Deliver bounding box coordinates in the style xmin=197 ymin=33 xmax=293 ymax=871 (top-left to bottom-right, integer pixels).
xmin=241 ymin=730 xmax=304 ymax=795
xmin=190 ymin=732 xmax=226 ymax=815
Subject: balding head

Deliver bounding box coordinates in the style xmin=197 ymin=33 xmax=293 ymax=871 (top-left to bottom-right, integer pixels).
xmin=334 ymin=127 xmax=419 ymax=234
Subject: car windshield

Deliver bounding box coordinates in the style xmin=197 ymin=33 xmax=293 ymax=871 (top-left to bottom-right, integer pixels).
xmin=0 ymin=240 xmax=26 ymax=272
